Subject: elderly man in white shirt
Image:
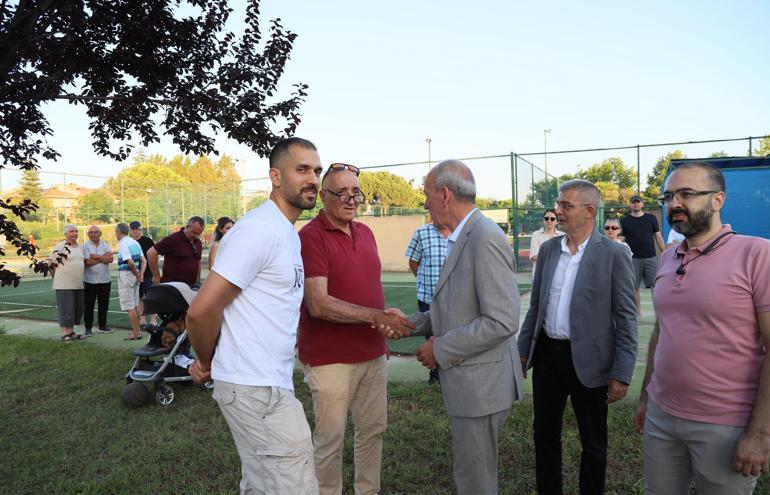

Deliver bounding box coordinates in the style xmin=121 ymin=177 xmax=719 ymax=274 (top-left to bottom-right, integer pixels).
xmin=82 ymin=225 xmax=114 ymax=336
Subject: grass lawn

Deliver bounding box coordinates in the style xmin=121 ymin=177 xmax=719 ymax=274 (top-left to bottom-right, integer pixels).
xmin=3 ymin=335 xmax=767 ymax=494
xmin=3 ymin=272 xmax=767 ymax=493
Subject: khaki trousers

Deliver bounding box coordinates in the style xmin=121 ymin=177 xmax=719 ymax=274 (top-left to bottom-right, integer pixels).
xmin=301 ymin=355 xmax=388 ymax=495
xmin=644 ymin=399 xmax=758 ymax=495
xmin=213 ymin=381 xmax=318 ymax=495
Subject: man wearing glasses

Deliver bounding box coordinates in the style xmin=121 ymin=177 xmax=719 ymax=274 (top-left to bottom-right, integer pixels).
xmin=620 ymin=195 xmax=665 ymax=317
xmin=187 ymin=137 xmax=323 ymax=494
xmin=634 ymin=162 xmax=770 ymax=494
xmin=147 ymin=216 xmax=205 ymax=288
xmin=518 ymin=180 xmax=637 ymax=495
xmin=298 ymin=162 xmax=414 ymax=495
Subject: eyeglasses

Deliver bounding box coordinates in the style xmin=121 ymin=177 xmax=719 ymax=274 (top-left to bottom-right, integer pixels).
xmin=190 ymin=242 xmax=197 ymax=255
xmin=657 ymin=189 xmax=719 ymax=206
xmin=87 ymin=231 xmax=100 ymax=235
xmin=555 ymin=201 xmax=593 ymax=210
xmin=543 ymin=217 xmax=557 ymax=221
xmin=324 ymin=189 xmax=365 ymax=204
xmin=322 ymin=163 xmax=360 ymax=184
xmin=604 ymin=226 xmax=620 ymax=230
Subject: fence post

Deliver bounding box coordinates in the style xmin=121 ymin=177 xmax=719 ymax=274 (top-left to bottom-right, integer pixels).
xmin=120 ymin=179 xmax=125 ymax=222
xmin=510 ymin=152 xmax=520 ymax=271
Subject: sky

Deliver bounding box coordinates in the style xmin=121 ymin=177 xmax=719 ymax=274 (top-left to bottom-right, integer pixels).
xmin=10 ymin=0 xmax=770 ymax=199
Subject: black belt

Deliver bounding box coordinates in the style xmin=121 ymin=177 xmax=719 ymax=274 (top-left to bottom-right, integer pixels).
xmin=540 ymin=332 xmax=571 ymax=348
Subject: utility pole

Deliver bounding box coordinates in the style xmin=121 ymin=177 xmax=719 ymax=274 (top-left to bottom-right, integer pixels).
xmin=426 ymin=138 xmax=432 ymax=172
xmin=544 ymin=129 xmax=551 ymax=206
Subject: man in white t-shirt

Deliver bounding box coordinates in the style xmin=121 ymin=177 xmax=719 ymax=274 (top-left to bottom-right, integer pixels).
xmin=186 ymin=137 xmax=323 ymax=495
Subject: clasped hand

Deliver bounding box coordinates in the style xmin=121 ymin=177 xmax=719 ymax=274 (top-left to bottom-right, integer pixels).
xmin=371 ymin=308 xmax=415 ymax=339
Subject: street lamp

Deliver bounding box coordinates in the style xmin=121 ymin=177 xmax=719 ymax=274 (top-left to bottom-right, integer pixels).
xmin=426 ymin=138 xmax=432 ymax=171
xmin=544 ymin=129 xmax=551 ymax=205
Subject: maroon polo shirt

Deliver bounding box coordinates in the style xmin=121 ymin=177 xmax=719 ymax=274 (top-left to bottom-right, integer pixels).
xmin=298 ymin=210 xmax=387 ymax=366
xmin=153 ymin=229 xmax=202 ymax=286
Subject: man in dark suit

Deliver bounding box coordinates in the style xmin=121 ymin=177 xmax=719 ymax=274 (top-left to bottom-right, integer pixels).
xmin=518 ymin=179 xmax=637 ymax=494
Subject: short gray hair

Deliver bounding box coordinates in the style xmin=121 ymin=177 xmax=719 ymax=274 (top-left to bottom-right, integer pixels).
xmin=115 ymin=222 xmax=129 ymax=235
xmin=559 ymin=179 xmax=601 ymax=217
xmin=429 ymin=160 xmax=476 ymax=203
xmin=63 ymin=224 xmax=77 ymax=234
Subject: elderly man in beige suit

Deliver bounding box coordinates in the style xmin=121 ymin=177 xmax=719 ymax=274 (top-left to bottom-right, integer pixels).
xmin=391 ymin=160 xmax=524 ymax=495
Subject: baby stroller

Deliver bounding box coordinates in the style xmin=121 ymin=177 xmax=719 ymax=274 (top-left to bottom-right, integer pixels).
xmin=123 ymin=282 xmax=213 ymax=407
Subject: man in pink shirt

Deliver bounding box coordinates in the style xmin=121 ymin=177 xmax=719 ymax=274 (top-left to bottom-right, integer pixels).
xmin=634 ymin=162 xmax=770 ymax=494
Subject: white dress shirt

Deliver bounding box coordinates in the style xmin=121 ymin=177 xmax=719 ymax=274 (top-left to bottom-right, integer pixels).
xmin=543 ymin=235 xmax=589 ymax=340
xmin=446 ymin=208 xmax=477 ymax=259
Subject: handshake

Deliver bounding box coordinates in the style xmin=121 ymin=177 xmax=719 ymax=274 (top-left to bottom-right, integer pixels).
xmin=372 ymin=308 xmax=415 ymax=339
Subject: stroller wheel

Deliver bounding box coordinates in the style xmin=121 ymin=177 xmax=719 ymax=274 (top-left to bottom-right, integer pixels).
xmin=202 ymin=379 xmax=215 ymax=391
xmin=155 ymin=384 xmax=175 ymax=407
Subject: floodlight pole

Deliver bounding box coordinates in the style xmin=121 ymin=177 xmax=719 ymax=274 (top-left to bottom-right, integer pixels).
xmin=544 ymin=129 xmax=551 ymax=205
xmin=426 ymin=138 xmax=432 ymax=171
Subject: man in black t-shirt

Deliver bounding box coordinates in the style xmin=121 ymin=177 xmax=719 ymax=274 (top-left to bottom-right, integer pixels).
xmin=620 ymin=195 xmax=665 ymax=316
xmin=130 ymin=221 xmax=157 ymax=327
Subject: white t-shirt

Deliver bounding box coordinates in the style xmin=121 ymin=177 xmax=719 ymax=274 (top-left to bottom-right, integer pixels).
xmin=667 ymin=229 xmax=685 ymax=245
xmin=211 ymin=200 xmax=305 ymax=390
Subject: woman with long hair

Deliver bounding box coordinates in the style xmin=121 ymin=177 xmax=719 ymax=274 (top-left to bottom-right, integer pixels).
xmin=208 ymin=216 xmax=234 ymax=270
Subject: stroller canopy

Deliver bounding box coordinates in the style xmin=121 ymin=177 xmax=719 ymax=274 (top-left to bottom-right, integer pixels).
xmin=143 ymin=282 xmax=198 ymax=315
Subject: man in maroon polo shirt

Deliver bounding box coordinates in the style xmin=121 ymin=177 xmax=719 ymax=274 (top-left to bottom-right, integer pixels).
xmin=147 ymin=216 xmax=205 ymax=287
xmin=299 ymin=163 xmax=414 ymax=495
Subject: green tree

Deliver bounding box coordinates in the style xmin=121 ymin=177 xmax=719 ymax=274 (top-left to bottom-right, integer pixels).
xmin=0 ymin=0 xmax=307 ymax=285
xmin=105 ymin=163 xmax=187 ymax=199
xmin=18 ymin=169 xmax=44 ymax=205
xmin=17 ymin=169 xmax=46 ymax=221
xmin=709 ymin=151 xmax=728 ymax=158
xmin=523 ymin=173 xmax=575 ymax=207
xmin=76 ymin=190 xmax=115 ymax=223
xmin=645 ymin=150 xmax=687 ymax=199
xmin=754 ymin=136 xmax=770 ymax=156
xmin=358 ymin=171 xmax=424 ymax=207
xmin=577 ymin=157 xmax=637 ymax=189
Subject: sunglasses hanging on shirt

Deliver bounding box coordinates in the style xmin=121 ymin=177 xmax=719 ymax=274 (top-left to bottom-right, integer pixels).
xmin=674 ymin=231 xmax=736 ymax=276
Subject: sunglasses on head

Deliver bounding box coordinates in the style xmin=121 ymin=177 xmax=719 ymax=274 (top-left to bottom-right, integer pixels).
xmin=322 ymin=163 xmax=360 ymax=183
xmin=543 ymin=216 xmax=557 ymax=221
xmin=604 ymin=225 xmax=619 ymax=230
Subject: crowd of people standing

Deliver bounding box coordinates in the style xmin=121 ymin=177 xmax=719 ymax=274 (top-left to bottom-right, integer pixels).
xmin=42 ymin=135 xmax=769 ymax=494
xmin=46 ymin=216 xmax=233 ymax=343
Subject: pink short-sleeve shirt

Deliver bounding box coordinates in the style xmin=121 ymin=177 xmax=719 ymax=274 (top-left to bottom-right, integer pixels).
xmin=648 ymin=225 xmax=770 ymax=426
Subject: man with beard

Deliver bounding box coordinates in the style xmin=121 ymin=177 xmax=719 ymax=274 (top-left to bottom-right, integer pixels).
xmin=634 ymin=162 xmax=770 ymax=494
xmin=186 ymin=137 xmax=323 ymax=494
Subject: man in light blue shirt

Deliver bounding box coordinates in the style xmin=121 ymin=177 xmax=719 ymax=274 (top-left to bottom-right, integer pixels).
xmin=406 ymin=220 xmax=450 ymax=384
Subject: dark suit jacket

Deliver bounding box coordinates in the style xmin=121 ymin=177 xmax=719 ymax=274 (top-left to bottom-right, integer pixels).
xmin=517 ymin=230 xmax=638 ymax=387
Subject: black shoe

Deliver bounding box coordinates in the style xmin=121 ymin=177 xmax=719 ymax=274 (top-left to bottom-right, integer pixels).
xmin=96 ymin=326 xmax=114 ymax=334
xmin=84 ymin=329 xmax=93 ymax=337
xmin=428 ymin=369 xmax=440 ymax=385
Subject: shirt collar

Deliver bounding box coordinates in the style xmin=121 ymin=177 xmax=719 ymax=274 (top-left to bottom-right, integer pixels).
xmin=318 ymin=209 xmax=356 ymax=233
xmin=560 ymin=233 xmax=589 ymax=254
xmin=676 ymin=224 xmax=732 ymax=255
xmin=448 ymin=208 xmax=477 ymax=244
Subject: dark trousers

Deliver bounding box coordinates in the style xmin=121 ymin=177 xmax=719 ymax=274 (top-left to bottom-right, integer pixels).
xmin=84 ymin=282 xmax=111 ymax=329
xmin=532 ymin=334 xmax=608 ymax=495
